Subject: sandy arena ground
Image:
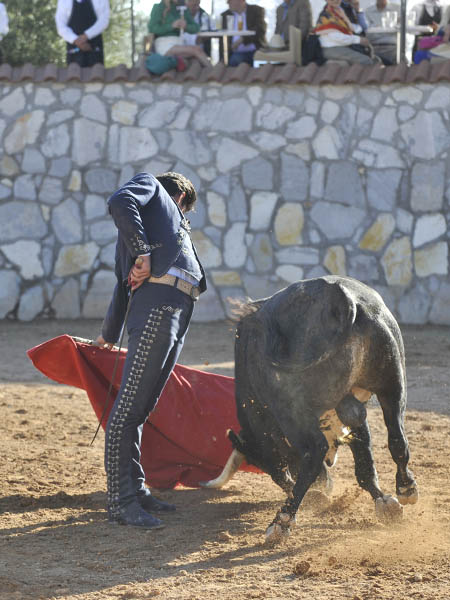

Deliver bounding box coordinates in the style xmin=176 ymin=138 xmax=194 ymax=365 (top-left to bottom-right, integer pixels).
xmin=0 ymin=318 xmax=450 ymax=600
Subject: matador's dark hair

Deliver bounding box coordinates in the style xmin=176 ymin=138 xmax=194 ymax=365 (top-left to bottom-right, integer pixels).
xmin=156 ymin=172 xmax=197 ymax=212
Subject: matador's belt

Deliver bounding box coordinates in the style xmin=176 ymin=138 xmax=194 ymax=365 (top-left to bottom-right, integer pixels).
xmin=147 ymin=274 xmax=200 ymax=301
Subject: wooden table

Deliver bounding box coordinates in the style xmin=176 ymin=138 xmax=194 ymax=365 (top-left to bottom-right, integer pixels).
xmin=197 ymin=29 xmax=256 ymax=65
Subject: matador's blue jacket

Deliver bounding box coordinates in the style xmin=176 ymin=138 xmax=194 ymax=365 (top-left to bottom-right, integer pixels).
xmin=101 ymin=172 xmax=206 ymax=343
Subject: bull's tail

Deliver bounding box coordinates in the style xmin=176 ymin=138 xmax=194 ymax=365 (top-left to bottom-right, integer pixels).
xmin=198 ymin=448 xmax=245 ymax=489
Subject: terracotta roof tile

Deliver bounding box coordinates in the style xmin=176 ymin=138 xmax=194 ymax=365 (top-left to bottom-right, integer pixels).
xmin=335 ymin=62 xmax=365 ymax=85
xmin=1 ymin=60 xmax=450 ymax=86
xmin=292 ymin=62 xmax=319 ymax=84
xmin=247 ymin=62 xmax=273 ymax=83
xmin=0 ymin=63 xmax=13 ymax=80
xmin=160 ymin=67 xmax=177 ymax=82
xmin=14 ymin=62 xmax=36 ymax=81
xmin=359 ymin=63 xmax=385 ymax=85
xmin=128 ymin=63 xmax=152 ymax=82
xmin=268 ymin=63 xmax=297 ymax=85
xmin=382 ymin=63 xmax=408 ymax=84
xmin=202 ymin=62 xmax=227 ymax=82
xmin=197 ymin=62 xmax=217 ymax=82
xmin=60 ymin=62 xmax=81 ymax=82
xmin=105 ymin=63 xmax=128 ymax=83
xmin=430 ymin=59 xmax=450 ymax=82
xmin=313 ymin=62 xmax=343 ymax=85
xmin=181 ymin=60 xmax=203 ymax=82
xmin=35 ymin=64 xmax=59 ymax=82
xmin=405 ymin=60 xmax=429 ymax=83
xmin=223 ymin=61 xmax=251 ymax=83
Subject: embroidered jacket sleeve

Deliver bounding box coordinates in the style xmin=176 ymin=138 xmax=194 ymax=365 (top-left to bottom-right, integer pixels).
xmin=107 ymin=173 xmax=158 ymax=258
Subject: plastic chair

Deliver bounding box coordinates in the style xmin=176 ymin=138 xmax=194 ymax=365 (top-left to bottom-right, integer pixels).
xmin=254 ymin=26 xmax=302 ymax=66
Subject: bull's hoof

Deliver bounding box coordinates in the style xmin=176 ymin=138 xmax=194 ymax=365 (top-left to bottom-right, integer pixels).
xmin=265 ymin=512 xmax=293 ymax=546
xmin=397 ymin=483 xmax=419 ymax=506
xmin=375 ymin=494 xmax=403 ymax=524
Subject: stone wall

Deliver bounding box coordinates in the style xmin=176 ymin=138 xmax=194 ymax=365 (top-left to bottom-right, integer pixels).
xmin=0 ymin=80 xmax=449 ymax=325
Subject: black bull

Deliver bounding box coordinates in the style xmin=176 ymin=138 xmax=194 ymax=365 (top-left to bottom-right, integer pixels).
xmin=202 ymin=276 xmax=418 ymax=543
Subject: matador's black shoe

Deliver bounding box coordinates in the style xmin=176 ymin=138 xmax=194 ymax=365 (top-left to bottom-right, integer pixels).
xmin=108 ymin=502 xmax=165 ymax=529
xmin=139 ymin=493 xmax=176 ymax=513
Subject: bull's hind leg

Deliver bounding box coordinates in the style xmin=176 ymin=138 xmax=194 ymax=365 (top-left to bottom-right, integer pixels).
xmin=348 ymin=417 xmax=384 ymax=501
xmin=337 ymin=393 xmax=404 ymax=523
xmin=348 ymin=417 xmax=403 ymax=522
xmin=378 ymin=392 xmax=418 ymax=507
xmin=336 ymin=395 xmax=385 ymax=501
xmin=265 ymin=424 xmax=328 ymax=544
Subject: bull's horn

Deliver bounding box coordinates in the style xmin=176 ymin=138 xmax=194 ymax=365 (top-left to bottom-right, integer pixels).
xmin=199 ymin=449 xmax=245 ymax=489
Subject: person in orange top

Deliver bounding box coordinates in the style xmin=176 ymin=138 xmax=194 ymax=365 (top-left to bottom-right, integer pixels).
xmin=315 ymin=0 xmax=377 ymax=64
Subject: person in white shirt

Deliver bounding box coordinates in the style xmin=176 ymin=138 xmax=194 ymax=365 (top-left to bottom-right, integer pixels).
xmin=0 ymin=2 xmax=9 ymax=64
xmin=184 ymin=0 xmax=213 ymax=56
xmin=315 ymin=0 xmax=376 ymax=64
xmin=55 ymin=0 xmax=110 ymax=67
xmin=220 ymin=0 xmax=267 ymax=66
xmin=365 ymin=0 xmax=400 ymax=64
xmin=410 ymin=0 xmax=441 ymax=57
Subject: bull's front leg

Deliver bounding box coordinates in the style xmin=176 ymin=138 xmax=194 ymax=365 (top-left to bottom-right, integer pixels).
xmin=265 ymin=428 xmax=328 ymax=545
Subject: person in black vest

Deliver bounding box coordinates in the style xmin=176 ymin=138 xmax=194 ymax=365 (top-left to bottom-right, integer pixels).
xmin=410 ymin=0 xmax=442 ymax=57
xmin=95 ymin=172 xmax=206 ymax=529
xmin=55 ymin=0 xmax=110 ymax=67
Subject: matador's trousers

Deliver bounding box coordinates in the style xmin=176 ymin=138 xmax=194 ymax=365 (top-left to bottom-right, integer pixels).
xmin=105 ymin=281 xmax=194 ymax=519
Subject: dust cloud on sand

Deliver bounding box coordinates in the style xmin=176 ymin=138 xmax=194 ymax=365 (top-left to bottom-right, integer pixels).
xmin=0 ymin=320 xmax=449 ymax=599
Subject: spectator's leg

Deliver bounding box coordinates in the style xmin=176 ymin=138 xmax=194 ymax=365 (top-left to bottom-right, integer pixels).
xmin=372 ymin=44 xmax=397 ymax=65
xmin=322 ymin=46 xmax=374 ymax=65
xmin=413 ymin=49 xmax=431 ymax=64
xmin=67 ymin=50 xmax=86 ymax=67
xmin=84 ymin=48 xmax=104 ymax=67
xmin=166 ymin=44 xmax=211 ymax=67
xmin=229 ymin=51 xmax=253 ymax=66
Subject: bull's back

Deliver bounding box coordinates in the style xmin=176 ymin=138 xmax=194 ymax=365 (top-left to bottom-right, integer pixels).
xmin=235 ymin=276 xmax=405 ymax=415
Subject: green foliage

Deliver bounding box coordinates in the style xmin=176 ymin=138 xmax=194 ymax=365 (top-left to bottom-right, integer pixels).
xmin=1 ymin=0 xmax=141 ymax=67
xmin=2 ymin=0 xmax=65 ymax=66
xmin=103 ymin=0 xmax=132 ymax=67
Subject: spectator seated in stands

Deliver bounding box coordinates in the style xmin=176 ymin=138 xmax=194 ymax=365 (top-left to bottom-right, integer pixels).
xmin=220 ymin=0 xmax=267 ymax=66
xmin=274 ymin=0 xmax=312 ymax=49
xmin=365 ymin=0 xmax=400 ymax=65
xmin=342 ymin=0 xmax=369 ymax=32
xmin=148 ymin=0 xmax=211 ymax=67
xmin=413 ymin=3 xmax=450 ymax=63
xmin=184 ymin=0 xmax=213 ymax=57
xmin=410 ymin=0 xmax=441 ymax=56
xmin=315 ymin=0 xmax=377 ymax=64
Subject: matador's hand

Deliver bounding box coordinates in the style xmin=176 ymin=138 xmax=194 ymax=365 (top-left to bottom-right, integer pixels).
xmin=94 ymin=335 xmax=114 ymax=350
xmin=128 ymin=255 xmax=151 ymax=290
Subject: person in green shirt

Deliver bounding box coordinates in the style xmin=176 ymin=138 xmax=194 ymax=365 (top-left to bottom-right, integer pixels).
xmin=148 ymin=0 xmax=211 ymax=66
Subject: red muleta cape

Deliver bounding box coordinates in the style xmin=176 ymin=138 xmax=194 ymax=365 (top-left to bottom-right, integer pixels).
xmin=27 ymin=335 xmax=260 ymax=489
